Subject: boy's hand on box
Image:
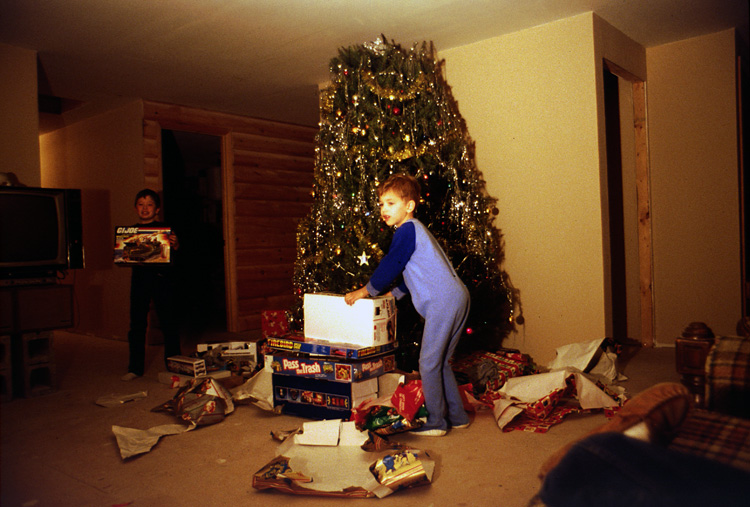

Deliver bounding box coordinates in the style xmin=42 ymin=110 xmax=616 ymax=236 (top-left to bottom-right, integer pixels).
xmin=344 ymin=287 xmax=369 ymax=306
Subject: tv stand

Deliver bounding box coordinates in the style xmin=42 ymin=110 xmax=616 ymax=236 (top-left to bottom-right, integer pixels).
xmin=0 ymin=283 xmax=73 ymax=400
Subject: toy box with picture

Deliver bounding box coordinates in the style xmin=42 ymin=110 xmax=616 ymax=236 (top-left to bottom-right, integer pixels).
xmin=114 ymin=226 xmax=171 ymax=264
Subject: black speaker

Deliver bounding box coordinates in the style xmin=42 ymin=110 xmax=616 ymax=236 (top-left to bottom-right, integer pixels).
xmin=64 ymin=189 xmax=84 ymax=269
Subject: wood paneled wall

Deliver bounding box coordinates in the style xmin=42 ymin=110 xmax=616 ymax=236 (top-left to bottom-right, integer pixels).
xmin=142 ymin=101 xmax=316 ymax=334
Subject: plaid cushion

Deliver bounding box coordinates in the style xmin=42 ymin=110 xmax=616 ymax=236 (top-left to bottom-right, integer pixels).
xmin=705 ymin=335 xmax=750 ymax=418
xmin=668 ymin=409 xmax=750 ymax=472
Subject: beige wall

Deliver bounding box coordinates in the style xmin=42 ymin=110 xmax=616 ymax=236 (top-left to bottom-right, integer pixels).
xmin=442 ymin=14 xmax=607 ymax=364
xmin=40 ymin=101 xmax=146 ymax=342
xmin=443 ymin=14 xmax=741 ymax=362
xmin=647 ymin=29 xmax=741 ymax=342
xmin=0 ymin=43 xmax=40 ymax=186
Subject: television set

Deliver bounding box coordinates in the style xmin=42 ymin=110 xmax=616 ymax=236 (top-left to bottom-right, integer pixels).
xmin=0 ymin=187 xmax=84 ymax=280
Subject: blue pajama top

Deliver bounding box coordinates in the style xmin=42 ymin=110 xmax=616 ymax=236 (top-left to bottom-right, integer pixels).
xmin=365 ymin=218 xmax=468 ymax=318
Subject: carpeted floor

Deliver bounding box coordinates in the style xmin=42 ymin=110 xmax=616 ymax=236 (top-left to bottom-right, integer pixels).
xmin=1 ymin=331 xmax=680 ymax=507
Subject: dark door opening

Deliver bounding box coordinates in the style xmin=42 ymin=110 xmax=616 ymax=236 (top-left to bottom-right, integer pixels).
xmin=604 ymin=68 xmax=628 ymax=341
xmin=161 ymin=129 xmax=226 ymax=343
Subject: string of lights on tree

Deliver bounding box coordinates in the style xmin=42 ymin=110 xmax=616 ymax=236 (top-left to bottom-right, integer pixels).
xmin=292 ymin=36 xmax=520 ymax=368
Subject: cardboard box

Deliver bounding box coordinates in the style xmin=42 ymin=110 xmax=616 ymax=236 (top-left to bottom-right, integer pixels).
xmin=304 ymin=293 xmax=396 ymax=347
xmin=267 ymin=352 xmax=396 ymax=383
xmin=114 ymin=226 xmax=171 ymax=264
xmin=265 ymin=334 xmax=397 ymax=360
xmin=273 ymin=374 xmax=378 ymax=420
xmin=166 ymin=355 xmax=207 ymax=377
xmin=196 ymin=341 xmax=260 ymax=372
xmin=158 ymin=369 xmax=231 ymax=388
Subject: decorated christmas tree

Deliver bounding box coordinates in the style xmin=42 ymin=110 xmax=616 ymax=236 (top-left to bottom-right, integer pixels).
xmin=292 ymin=37 xmax=519 ymax=370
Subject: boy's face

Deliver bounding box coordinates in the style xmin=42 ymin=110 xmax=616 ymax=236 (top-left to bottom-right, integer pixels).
xmin=379 ymin=189 xmax=415 ymax=228
xmin=135 ymin=196 xmax=160 ymax=223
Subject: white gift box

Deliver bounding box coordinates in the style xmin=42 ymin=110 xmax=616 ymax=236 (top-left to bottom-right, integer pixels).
xmin=303 ymin=293 xmax=396 ymax=347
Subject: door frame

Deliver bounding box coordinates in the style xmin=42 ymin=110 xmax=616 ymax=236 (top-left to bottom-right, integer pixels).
xmin=141 ymin=104 xmax=239 ymax=331
xmin=604 ymin=59 xmax=654 ymax=347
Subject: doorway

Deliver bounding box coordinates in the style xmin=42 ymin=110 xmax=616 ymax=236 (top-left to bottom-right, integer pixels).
xmin=603 ymin=69 xmax=628 ymax=340
xmin=602 ymin=60 xmax=653 ymax=345
xmin=161 ymin=129 xmax=227 ymax=343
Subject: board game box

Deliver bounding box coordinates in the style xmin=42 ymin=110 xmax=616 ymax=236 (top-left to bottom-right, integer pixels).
xmin=267 ymin=352 xmax=396 ymax=383
xmin=272 ymin=374 xmax=379 ymax=420
xmin=265 ymin=333 xmax=397 ymax=360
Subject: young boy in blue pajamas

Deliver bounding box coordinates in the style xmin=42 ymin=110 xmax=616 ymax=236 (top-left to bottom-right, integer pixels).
xmin=345 ymin=173 xmax=471 ymax=436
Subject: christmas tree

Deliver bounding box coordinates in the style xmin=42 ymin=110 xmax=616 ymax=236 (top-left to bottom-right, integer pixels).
xmin=292 ymin=36 xmax=518 ymax=370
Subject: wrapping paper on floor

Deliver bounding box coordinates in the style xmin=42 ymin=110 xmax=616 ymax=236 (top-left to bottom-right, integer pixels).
xmin=152 ymin=376 xmax=234 ymax=425
xmin=491 ymin=369 xmax=626 ymax=432
xmin=112 ymin=423 xmax=194 ymax=459
xmin=231 ymin=363 xmax=275 ymax=411
xmin=112 ymin=377 xmax=235 ymax=459
xmin=452 ymin=349 xmax=536 ymax=402
xmin=96 ymin=391 xmax=148 ymax=407
xmin=252 ymin=419 xmax=434 ymax=498
xmin=351 ymin=379 xmax=428 ymax=435
xmin=547 ymin=337 xmax=626 ymax=383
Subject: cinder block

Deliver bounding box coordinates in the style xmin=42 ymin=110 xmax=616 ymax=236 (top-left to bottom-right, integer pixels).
xmin=21 ymin=332 xmax=53 ymax=365
xmin=0 ymin=369 xmax=11 ymax=403
xmin=0 ymin=335 xmax=9 ymax=370
xmin=18 ymin=362 xmax=56 ymax=398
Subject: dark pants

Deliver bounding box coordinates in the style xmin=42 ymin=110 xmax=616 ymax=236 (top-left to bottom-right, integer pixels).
xmin=128 ymin=268 xmax=181 ymax=375
xmin=540 ymin=432 xmax=750 ymax=507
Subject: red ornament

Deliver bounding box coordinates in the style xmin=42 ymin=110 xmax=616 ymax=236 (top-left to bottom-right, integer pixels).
xmin=393 ymin=106 xmax=401 ymax=115
xmin=465 ymin=327 xmax=474 ymax=335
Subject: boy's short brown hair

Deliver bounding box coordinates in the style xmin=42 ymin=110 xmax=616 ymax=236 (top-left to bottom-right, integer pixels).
xmin=378 ymin=173 xmax=421 ymax=207
xmin=134 ymin=188 xmax=161 ymax=208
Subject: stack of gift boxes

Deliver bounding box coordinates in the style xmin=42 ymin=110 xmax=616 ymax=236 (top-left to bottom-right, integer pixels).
xmin=262 ymin=293 xmax=398 ymax=420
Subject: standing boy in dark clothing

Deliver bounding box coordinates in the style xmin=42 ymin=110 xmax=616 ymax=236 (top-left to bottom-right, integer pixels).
xmin=121 ymin=189 xmax=181 ymax=380
xmin=345 ymin=173 xmax=471 ymax=436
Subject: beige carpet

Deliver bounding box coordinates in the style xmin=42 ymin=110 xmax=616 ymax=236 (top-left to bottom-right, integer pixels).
xmin=1 ymin=331 xmax=680 ymax=507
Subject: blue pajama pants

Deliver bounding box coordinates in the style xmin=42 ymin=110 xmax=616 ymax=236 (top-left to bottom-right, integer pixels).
xmin=418 ymin=289 xmax=471 ymax=430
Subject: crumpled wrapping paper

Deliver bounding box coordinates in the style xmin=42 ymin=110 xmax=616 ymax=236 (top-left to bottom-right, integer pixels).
xmin=231 ymin=363 xmax=275 ymax=411
xmin=112 ymin=423 xmax=194 ymax=459
xmin=153 ymin=376 xmax=235 ymax=425
xmin=492 ymin=369 xmax=626 ymax=431
xmin=547 ymin=337 xmax=626 ymax=382
xmin=112 ymin=377 xmax=234 ymax=459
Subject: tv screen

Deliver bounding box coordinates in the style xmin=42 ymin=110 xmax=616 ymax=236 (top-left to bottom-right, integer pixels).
xmin=0 ymin=187 xmax=83 ymax=279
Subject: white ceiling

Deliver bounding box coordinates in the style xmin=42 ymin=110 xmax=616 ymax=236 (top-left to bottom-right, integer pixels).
xmin=1 ymin=0 xmax=747 ymax=129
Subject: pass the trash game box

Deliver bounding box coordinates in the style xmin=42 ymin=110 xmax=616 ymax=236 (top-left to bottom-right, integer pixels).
xmin=267 ymin=352 xmax=396 ymax=383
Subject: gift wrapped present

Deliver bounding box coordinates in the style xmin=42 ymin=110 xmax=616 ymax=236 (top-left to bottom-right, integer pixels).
xmin=262 ymin=310 xmax=290 ymax=339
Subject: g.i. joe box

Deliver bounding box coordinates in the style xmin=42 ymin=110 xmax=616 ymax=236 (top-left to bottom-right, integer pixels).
xmin=265 ymin=333 xmax=397 ymax=360
xmin=267 ymin=352 xmax=396 ymax=383
xmin=114 ymin=226 xmax=171 ymax=264
xmin=272 ymin=374 xmax=379 ymax=420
